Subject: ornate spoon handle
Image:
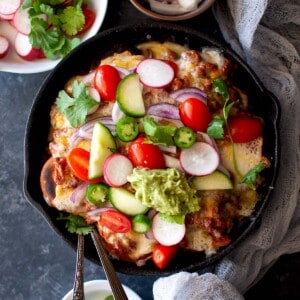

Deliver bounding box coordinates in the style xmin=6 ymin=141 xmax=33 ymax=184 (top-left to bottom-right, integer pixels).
xmin=72 ymin=235 xmax=85 ymax=300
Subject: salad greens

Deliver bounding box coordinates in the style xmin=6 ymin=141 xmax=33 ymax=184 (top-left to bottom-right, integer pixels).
xmin=22 ymin=0 xmax=88 ymax=59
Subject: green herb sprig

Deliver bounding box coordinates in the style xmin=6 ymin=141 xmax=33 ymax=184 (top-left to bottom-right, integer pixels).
xmin=241 ymin=162 xmax=266 ymax=189
xmin=22 ymin=0 xmax=88 ymax=59
xmin=57 ymin=213 xmax=94 ymax=235
xmin=56 ymin=80 xmax=98 ymax=128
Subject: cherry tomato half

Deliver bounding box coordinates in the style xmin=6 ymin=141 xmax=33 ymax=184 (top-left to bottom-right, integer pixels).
xmin=228 ymin=117 xmax=263 ymax=143
xmin=78 ymin=7 xmax=96 ymax=35
xmin=128 ymin=136 xmax=166 ymax=169
xmin=152 ymin=244 xmax=178 ymax=269
xmin=100 ymin=210 xmax=131 ymax=233
xmin=94 ymin=65 xmax=121 ymax=101
xmin=67 ymin=148 xmax=102 ymax=183
xmin=179 ymin=98 xmax=212 ymax=132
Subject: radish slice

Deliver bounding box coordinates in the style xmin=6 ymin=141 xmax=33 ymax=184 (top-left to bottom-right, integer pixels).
xmin=103 ymin=153 xmax=133 ymax=187
xmin=0 ymin=12 xmax=14 ymax=20
xmin=12 ymin=7 xmax=30 ymax=35
xmin=14 ymin=32 xmax=44 ymax=61
xmin=136 ymin=58 xmax=175 ymax=88
xmin=152 ymin=213 xmax=186 ymax=246
xmin=169 ymin=87 xmax=207 ymax=104
xmin=180 ymin=142 xmax=219 ymax=176
xmin=0 ymin=0 xmax=20 ymax=15
xmin=0 ymin=35 xmax=9 ymax=59
xmin=147 ymin=103 xmax=180 ymax=120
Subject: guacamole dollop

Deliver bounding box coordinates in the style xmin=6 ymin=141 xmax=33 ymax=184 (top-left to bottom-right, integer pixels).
xmin=127 ymin=168 xmax=200 ymax=215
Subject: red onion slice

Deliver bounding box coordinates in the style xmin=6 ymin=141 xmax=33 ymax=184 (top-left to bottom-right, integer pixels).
xmin=169 ymin=87 xmax=207 ymax=104
xmin=147 ymin=103 xmax=180 ymax=120
xmin=70 ymin=183 xmax=88 ymax=204
xmin=112 ymin=66 xmax=132 ymax=78
xmin=87 ymin=207 xmax=116 ymax=217
xmin=78 ymin=117 xmax=116 ymax=138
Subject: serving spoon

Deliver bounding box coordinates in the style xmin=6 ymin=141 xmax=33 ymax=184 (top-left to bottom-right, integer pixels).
xmin=72 ymin=230 xmax=128 ymax=300
xmin=91 ymin=228 xmax=128 ymax=300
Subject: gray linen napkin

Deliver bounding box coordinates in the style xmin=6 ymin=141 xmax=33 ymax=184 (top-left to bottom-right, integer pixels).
xmin=153 ymin=0 xmax=300 ymax=298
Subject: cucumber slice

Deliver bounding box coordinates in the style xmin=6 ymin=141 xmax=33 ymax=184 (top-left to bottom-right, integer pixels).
xmin=109 ymin=187 xmax=148 ymax=216
xmin=88 ymin=122 xmax=117 ymax=179
xmin=191 ymin=170 xmax=233 ymax=190
xmin=116 ymin=73 xmax=146 ymax=117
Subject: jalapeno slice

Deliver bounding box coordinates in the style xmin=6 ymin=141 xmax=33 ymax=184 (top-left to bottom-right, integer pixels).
xmin=86 ymin=182 xmax=109 ymax=206
xmin=174 ymin=126 xmax=196 ymax=149
xmin=116 ymin=117 xmax=139 ymax=142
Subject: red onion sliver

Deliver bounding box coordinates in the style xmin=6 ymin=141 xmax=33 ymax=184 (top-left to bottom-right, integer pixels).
xmin=147 ymin=103 xmax=180 ymax=120
xmin=217 ymin=163 xmax=231 ymax=178
xmin=87 ymin=207 xmax=116 ymax=217
xmin=70 ymin=183 xmax=88 ymax=204
xmin=112 ymin=66 xmax=132 ymax=78
xmin=197 ymin=132 xmax=219 ymax=153
xmin=169 ymin=87 xmax=207 ymax=104
xmin=81 ymin=71 xmax=95 ymax=86
xmin=69 ymin=131 xmax=84 ymax=149
xmin=145 ymin=228 xmax=157 ymax=241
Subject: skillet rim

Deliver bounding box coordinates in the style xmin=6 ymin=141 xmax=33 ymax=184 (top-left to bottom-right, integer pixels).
xmin=23 ymin=22 xmax=280 ymax=275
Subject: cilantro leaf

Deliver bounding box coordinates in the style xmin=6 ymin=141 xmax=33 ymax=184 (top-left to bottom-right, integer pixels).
xmin=241 ymin=162 xmax=265 ymax=188
xmin=207 ymin=116 xmax=225 ymax=139
xmin=212 ymin=78 xmax=230 ymax=101
xmin=57 ymin=213 xmax=94 ymax=235
xmin=23 ymin=0 xmax=89 ymax=59
xmin=56 ymin=80 xmax=98 ymax=128
xmin=59 ymin=6 xmax=85 ymax=36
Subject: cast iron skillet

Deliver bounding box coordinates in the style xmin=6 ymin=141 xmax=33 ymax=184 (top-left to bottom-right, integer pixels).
xmin=24 ymin=22 xmax=280 ymax=275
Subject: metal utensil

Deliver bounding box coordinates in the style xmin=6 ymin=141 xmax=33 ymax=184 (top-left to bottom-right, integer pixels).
xmin=91 ymin=229 xmax=128 ymax=300
xmin=72 ymin=235 xmax=85 ymax=300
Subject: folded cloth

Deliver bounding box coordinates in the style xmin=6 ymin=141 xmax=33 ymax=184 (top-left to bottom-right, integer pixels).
xmin=153 ymin=272 xmax=244 ymax=300
xmin=212 ymin=0 xmax=300 ymax=293
xmin=153 ymin=0 xmax=300 ymax=298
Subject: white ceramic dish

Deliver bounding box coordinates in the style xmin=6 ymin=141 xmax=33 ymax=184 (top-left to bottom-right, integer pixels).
xmin=62 ymin=280 xmax=142 ymax=300
xmin=0 ymin=0 xmax=108 ymax=74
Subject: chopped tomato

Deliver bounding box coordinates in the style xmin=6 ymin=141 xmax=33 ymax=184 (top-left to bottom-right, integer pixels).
xmin=179 ymin=98 xmax=212 ymax=132
xmin=228 ymin=117 xmax=263 ymax=143
xmin=128 ymin=136 xmax=166 ymax=169
xmin=94 ymin=65 xmax=121 ymax=102
xmin=100 ymin=210 xmax=131 ymax=233
xmin=152 ymin=244 xmax=178 ymax=269
xmin=77 ymin=6 xmax=96 ymax=35
xmin=67 ymin=148 xmax=102 ymax=183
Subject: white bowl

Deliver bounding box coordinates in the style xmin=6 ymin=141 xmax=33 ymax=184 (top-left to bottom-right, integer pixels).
xmin=62 ymin=280 xmax=142 ymax=300
xmin=0 ymin=0 xmax=108 ymax=74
